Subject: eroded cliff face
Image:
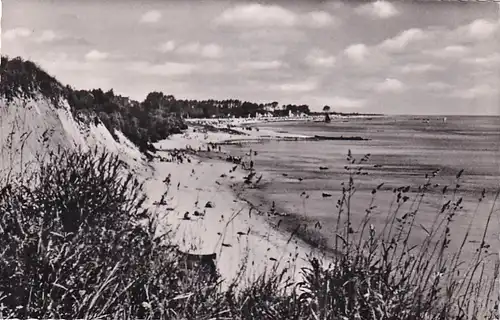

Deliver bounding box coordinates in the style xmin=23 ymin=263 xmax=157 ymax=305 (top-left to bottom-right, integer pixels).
xmin=0 ymin=56 xmax=188 ymax=179
xmin=0 ymin=57 xmax=140 ymax=178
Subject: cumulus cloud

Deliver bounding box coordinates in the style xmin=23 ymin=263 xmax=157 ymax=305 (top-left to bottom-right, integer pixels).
xmin=463 ymin=53 xmax=500 ymax=65
xmin=426 ymin=81 xmax=453 ymax=92
xmin=400 ymin=63 xmax=443 ymax=74
xmin=379 ymin=28 xmax=428 ymax=52
xmin=128 ymin=61 xmax=197 ymax=76
xmin=344 ymin=44 xmax=369 ymax=63
xmin=327 ymin=96 xmax=366 ymax=108
xmin=305 ymin=49 xmax=336 ymax=68
xmin=302 ymin=11 xmax=335 ymax=28
xmin=85 ymin=50 xmax=109 ymax=62
xmin=426 ymin=45 xmax=468 ymax=58
xmin=239 ymin=60 xmax=285 ymax=71
xmin=460 ymin=19 xmax=498 ymax=40
xmin=374 ymin=78 xmax=406 ymax=93
xmin=451 ymin=84 xmax=496 ymax=99
xmin=276 ymin=79 xmax=318 ymax=92
xmin=38 ymin=52 xmax=93 ymax=72
xmin=215 ymin=4 xmax=297 ymax=28
xmin=177 ymin=42 xmax=201 ymax=55
xmin=4 ymin=27 xmax=32 ymax=41
xmin=200 ymin=43 xmax=223 ymax=59
xmin=355 ymin=1 xmax=399 ymax=19
xmin=176 ymin=42 xmax=223 ymax=59
xmin=35 ymin=30 xmax=58 ymax=43
xmin=140 ymin=10 xmax=162 ymax=24
xmin=159 ymin=40 xmax=176 ymax=53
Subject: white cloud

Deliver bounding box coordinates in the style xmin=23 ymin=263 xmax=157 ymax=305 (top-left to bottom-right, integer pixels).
xmin=426 ymin=81 xmax=453 ymax=92
xmin=85 ymin=50 xmax=109 ymax=62
xmin=305 ymin=49 xmax=336 ymax=68
xmin=128 ymin=61 xmax=197 ymax=76
xmin=159 ymin=40 xmax=176 ymax=53
xmin=239 ymin=60 xmax=285 ymax=71
xmin=355 ymin=1 xmax=399 ymax=19
xmin=177 ymin=42 xmax=201 ymax=55
xmin=426 ymin=45 xmax=468 ymax=58
xmin=276 ymin=79 xmax=318 ymax=92
xmin=451 ymin=84 xmax=496 ymax=99
xmin=379 ymin=28 xmax=428 ymax=52
xmin=400 ymin=63 xmax=443 ymax=74
xmin=38 ymin=52 xmax=93 ymax=72
xmin=462 ymin=19 xmax=498 ymax=40
xmin=302 ymin=11 xmax=335 ymax=28
xmin=176 ymin=42 xmax=223 ymax=59
xmin=140 ymin=10 xmax=162 ymax=24
xmin=463 ymin=53 xmax=500 ymax=66
xmin=200 ymin=44 xmax=223 ymax=59
xmin=344 ymin=44 xmax=369 ymax=63
xmin=35 ymin=30 xmax=58 ymax=43
xmin=375 ymin=78 xmax=406 ymax=93
xmin=4 ymin=27 xmax=32 ymax=41
xmin=327 ymin=96 xmax=366 ymax=108
xmin=215 ymin=4 xmax=297 ymax=28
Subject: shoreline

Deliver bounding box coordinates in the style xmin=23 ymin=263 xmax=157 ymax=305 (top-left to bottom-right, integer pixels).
xmin=144 ymin=122 xmax=331 ymax=288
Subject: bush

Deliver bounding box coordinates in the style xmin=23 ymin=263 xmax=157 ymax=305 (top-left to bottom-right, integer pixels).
xmin=0 ymin=149 xmax=224 ymax=319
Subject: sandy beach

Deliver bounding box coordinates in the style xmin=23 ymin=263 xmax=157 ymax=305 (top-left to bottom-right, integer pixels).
xmin=141 ymin=120 xmax=329 ymax=289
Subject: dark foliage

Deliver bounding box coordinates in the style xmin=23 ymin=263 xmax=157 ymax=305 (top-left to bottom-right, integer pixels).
xmin=0 ymin=149 xmax=225 ymax=319
xmin=66 ymin=89 xmax=187 ymax=153
xmin=0 ymin=56 xmax=66 ymax=106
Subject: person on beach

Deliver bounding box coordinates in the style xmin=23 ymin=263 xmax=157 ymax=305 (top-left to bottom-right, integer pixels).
xmin=163 ymin=173 xmax=171 ymax=185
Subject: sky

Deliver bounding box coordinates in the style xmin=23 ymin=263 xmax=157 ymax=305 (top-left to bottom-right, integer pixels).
xmin=1 ymin=0 xmax=499 ymax=115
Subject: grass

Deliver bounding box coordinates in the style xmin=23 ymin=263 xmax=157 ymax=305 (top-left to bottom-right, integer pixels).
xmin=0 ymin=147 xmax=498 ymax=319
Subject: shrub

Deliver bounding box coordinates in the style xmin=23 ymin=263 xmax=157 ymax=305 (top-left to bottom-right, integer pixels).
xmin=0 ymin=149 xmax=223 ymax=319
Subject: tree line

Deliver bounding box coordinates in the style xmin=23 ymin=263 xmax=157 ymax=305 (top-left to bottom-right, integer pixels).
xmin=1 ymin=56 xmax=373 ymax=155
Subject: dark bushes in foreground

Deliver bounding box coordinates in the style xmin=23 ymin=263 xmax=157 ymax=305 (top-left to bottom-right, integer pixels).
xmin=0 ymin=149 xmax=498 ymax=319
xmin=0 ymin=150 xmax=224 ymax=319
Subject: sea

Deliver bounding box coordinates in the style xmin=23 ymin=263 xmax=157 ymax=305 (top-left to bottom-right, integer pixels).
xmin=223 ymin=115 xmax=500 ymax=269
